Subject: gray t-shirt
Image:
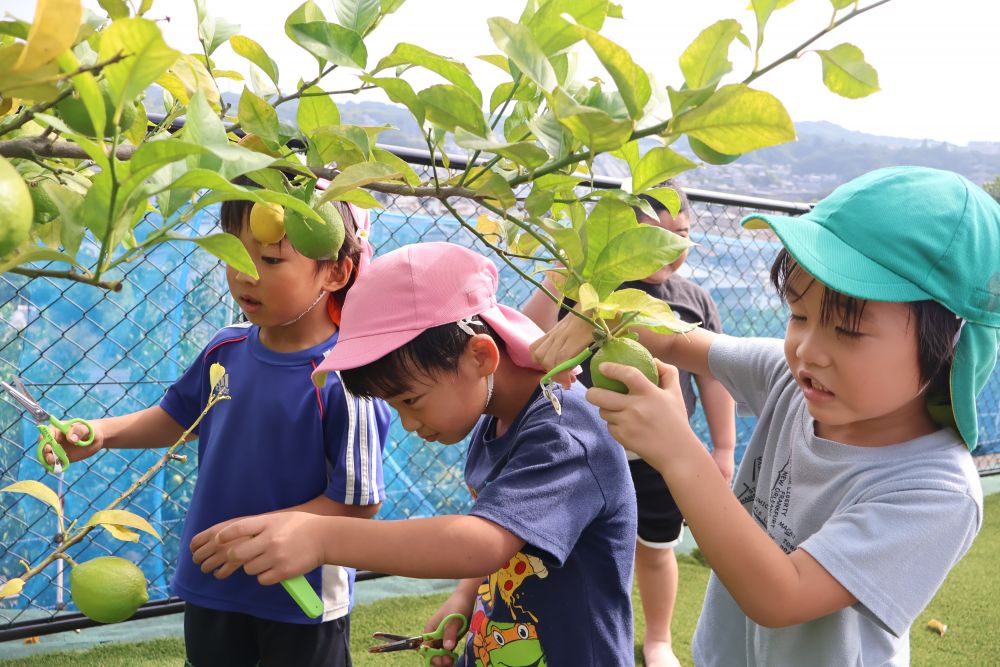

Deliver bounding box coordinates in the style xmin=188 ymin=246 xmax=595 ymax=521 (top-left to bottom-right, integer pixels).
xmin=693 ymin=336 xmax=983 ymax=666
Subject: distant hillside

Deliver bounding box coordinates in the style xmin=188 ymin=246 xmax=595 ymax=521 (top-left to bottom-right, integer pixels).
xmin=200 ymin=93 xmax=1000 ymax=203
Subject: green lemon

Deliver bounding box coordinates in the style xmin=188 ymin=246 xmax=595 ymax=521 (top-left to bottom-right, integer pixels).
xmin=590 ymin=337 xmax=658 ymax=394
xmin=249 ymin=201 xmax=286 ymax=244
xmin=285 ymin=200 xmax=345 ymax=260
xmin=55 ymin=82 xmax=137 ymax=139
xmin=29 ymin=181 xmax=60 ymax=224
xmin=70 ymin=556 xmax=149 ymax=624
xmin=0 ymin=156 xmax=33 ymax=258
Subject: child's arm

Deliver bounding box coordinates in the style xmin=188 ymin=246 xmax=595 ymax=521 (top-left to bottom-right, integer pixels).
xmin=42 ymin=406 xmax=188 ymax=468
xmin=589 ymin=360 xmax=856 ymax=627
xmin=694 ymin=373 xmax=736 ymax=483
xmin=192 ymin=512 xmax=526 ymax=584
xmin=520 ymin=277 xmax=562 ymax=332
xmin=530 ymin=307 xmax=719 ymax=379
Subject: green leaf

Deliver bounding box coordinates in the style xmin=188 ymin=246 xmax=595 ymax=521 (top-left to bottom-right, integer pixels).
xmin=98 ymin=0 xmax=130 ymax=19
xmin=551 ymin=88 xmax=633 ymax=153
xmin=98 ymin=18 xmax=180 ymax=112
xmin=526 ymin=0 xmax=608 ymax=55
xmin=474 ymin=173 xmax=517 ymax=210
xmin=297 ymin=85 xmax=340 ymax=136
xmin=31 ymin=112 xmax=110 ymax=171
xmin=335 ymin=0 xmax=380 ymax=35
xmin=597 ymin=288 xmax=697 ymax=334
xmin=582 ymin=198 xmax=636 ymax=278
xmin=689 ymin=136 xmax=740 ymax=165
xmin=359 ymin=75 xmax=424 ymax=126
xmin=527 ymin=112 xmax=572 ymax=160
xmin=816 ymin=43 xmax=879 ymax=99
xmin=418 ymin=84 xmax=488 ymax=137
xmin=631 ymin=146 xmax=697 ymax=193
xmin=576 ymin=26 xmax=650 ymax=119
xmin=543 ymin=221 xmax=585 ymax=269
xmin=57 ymin=51 xmax=106 ymax=141
xmin=328 ymin=188 xmax=382 ymax=208
xmin=667 ymin=83 xmax=795 ymax=155
xmin=578 ymin=282 xmax=600 ymax=313
xmin=749 ymin=0 xmax=794 ymax=51
xmin=380 ymin=0 xmax=407 ymax=13
xmin=194 ymin=0 xmax=240 ymax=56
xmin=487 ymin=17 xmax=557 ymax=92
xmin=167 ymin=232 xmax=257 ymax=279
xmin=287 ymin=21 xmax=367 ymax=69
xmin=477 ymin=54 xmax=510 ymax=74
xmin=229 ymin=35 xmax=280 ymax=87
xmin=0 ymin=480 xmax=62 ymax=520
xmin=0 ymin=246 xmax=82 ymax=275
xmin=680 ymin=19 xmax=746 ymax=90
xmin=374 ymin=43 xmax=481 ymax=106
xmin=590 ymin=226 xmax=692 ymax=298
xmin=238 ymin=87 xmax=280 ymax=146
xmin=643 ymin=186 xmax=682 ymax=217
xmin=524 ymin=187 xmax=554 ymax=218
xmin=318 ymin=162 xmax=403 ymax=202
xmin=85 ymin=509 xmax=161 ymax=540
xmin=372 ymin=148 xmax=421 ymax=186
xmin=453 ymin=129 xmax=549 ymax=170
xmin=829 ymin=0 xmax=854 ymax=8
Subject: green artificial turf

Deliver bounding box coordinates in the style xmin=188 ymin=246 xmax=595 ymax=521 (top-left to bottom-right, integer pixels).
xmin=3 ymin=494 xmax=998 ymax=666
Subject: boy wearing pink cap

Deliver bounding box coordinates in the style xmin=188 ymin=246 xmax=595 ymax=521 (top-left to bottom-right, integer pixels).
xmin=194 ymin=242 xmax=638 ymax=666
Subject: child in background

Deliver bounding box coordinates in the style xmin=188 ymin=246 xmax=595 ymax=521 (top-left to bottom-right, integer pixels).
xmin=531 ymin=166 xmax=999 ymax=665
xmin=522 ymin=181 xmax=735 ymax=667
xmin=44 ymin=197 xmax=391 ymax=667
xmin=193 ymin=242 xmax=638 ymax=666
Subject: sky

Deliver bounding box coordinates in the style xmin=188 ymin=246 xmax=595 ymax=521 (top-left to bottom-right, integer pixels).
xmin=7 ymin=0 xmax=1000 ymax=146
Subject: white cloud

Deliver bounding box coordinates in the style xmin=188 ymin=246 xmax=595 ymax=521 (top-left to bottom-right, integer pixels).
xmin=6 ymin=0 xmax=999 ymax=144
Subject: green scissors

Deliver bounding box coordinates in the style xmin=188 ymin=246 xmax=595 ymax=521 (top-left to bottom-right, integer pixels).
xmin=369 ymin=613 xmax=469 ymax=665
xmin=0 ymin=377 xmax=95 ymax=474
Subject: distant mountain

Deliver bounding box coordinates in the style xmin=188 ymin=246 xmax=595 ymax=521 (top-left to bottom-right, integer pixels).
xmin=184 ymin=92 xmax=1000 ymax=203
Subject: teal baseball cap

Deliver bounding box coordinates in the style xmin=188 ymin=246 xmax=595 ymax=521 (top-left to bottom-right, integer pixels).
xmin=742 ymin=166 xmax=1000 ymax=450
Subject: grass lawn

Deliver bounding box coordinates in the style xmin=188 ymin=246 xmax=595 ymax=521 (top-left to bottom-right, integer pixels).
xmin=3 ymin=493 xmax=998 ymax=666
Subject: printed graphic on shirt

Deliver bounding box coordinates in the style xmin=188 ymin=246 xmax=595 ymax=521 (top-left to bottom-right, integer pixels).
xmin=469 ymin=611 xmax=546 ymax=667
xmin=465 ymin=552 xmax=549 ymax=665
xmin=744 ymin=453 xmax=798 ymax=553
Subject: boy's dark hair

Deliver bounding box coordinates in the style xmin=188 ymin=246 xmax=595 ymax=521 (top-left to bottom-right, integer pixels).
xmin=770 ymin=248 xmax=961 ymax=398
xmin=639 ymin=178 xmax=691 ymax=218
xmin=340 ymin=318 xmax=506 ymax=399
xmin=220 ymin=177 xmax=364 ymax=299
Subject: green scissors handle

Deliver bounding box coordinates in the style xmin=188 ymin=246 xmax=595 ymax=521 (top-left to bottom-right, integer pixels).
xmin=35 ymin=416 xmax=95 ymax=473
xmin=280 ymin=575 xmax=324 ymax=619
xmin=370 ymin=612 xmax=470 ymax=664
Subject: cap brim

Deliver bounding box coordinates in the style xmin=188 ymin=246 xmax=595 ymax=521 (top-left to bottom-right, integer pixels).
xmin=311 ymin=328 xmax=424 ymax=387
xmin=480 ymin=303 xmax=546 ymax=371
xmin=742 ymin=213 xmax=931 ymax=302
xmin=950 ymin=322 xmax=1000 ymax=450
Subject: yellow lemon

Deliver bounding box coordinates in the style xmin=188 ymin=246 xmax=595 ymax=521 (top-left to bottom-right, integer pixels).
xmin=590 ymin=337 xmax=658 ymax=394
xmin=0 ymin=156 xmax=33 ymax=258
xmin=70 ymin=556 xmax=149 ymax=624
xmin=284 ymin=201 xmax=346 ymax=260
xmin=249 ymin=201 xmax=285 ymax=244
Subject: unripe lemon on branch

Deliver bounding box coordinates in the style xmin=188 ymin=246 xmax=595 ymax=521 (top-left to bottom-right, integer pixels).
xmin=590 ymin=337 xmax=658 ymax=393
xmin=70 ymin=556 xmax=149 ymax=624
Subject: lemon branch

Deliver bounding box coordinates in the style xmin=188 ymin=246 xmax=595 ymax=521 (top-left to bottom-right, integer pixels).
xmin=8 ymin=388 xmax=228 ymax=591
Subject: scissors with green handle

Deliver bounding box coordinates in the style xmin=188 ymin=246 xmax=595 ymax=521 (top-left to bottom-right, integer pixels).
xmin=281 ymin=575 xmax=324 ymax=619
xmin=0 ymin=377 xmax=95 ymax=474
xmin=369 ymin=612 xmax=469 ymax=665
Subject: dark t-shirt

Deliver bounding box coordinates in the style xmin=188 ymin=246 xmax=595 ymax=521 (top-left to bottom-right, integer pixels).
xmin=460 ymin=384 xmax=637 ymax=666
xmin=559 ymin=274 xmax=722 ymax=417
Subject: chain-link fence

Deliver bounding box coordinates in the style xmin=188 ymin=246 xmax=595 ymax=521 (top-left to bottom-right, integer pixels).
xmin=2 ymin=153 xmax=999 ymax=639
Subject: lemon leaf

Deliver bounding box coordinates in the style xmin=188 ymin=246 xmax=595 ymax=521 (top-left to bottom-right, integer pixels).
xmin=0 ymin=480 xmax=63 ymax=519
xmin=475 ymin=214 xmax=504 ymax=245
xmin=85 ymin=509 xmax=161 ymax=540
xmin=0 ymin=578 xmax=25 ymax=599
xmin=12 ymin=0 xmax=83 ymax=73
xmin=103 ymin=524 xmax=140 ymax=542
xmin=578 ymin=283 xmax=600 ymax=314
xmin=209 ymin=363 xmax=226 ymax=390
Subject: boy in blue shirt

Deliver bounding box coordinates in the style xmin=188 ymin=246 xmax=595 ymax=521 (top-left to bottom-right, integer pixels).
xmin=43 ymin=198 xmax=391 ymax=666
xmin=195 ymin=242 xmax=638 ymax=666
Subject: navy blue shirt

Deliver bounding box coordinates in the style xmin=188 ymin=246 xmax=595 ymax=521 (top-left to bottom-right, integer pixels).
xmin=161 ymin=323 xmax=391 ymax=623
xmin=460 ymin=383 xmax=636 ymax=666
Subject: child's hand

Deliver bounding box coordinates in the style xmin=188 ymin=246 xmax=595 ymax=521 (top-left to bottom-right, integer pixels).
xmin=194 ymin=512 xmax=326 ymax=585
xmin=586 ymin=360 xmax=697 ymax=472
xmin=529 ymin=313 xmax=593 ymax=387
xmin=189 ymin=517 xmax=244 ymax=576
xmin=39 ymin=420 xmax=104 ymax=468
xmin=424 ymin=591 xmax=475 ymax=666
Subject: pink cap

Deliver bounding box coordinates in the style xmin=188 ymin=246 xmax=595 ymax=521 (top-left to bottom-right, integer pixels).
xmin=312 ymin=242 xmax=545 ymax=387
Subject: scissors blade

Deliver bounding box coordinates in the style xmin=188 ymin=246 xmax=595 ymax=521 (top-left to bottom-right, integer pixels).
xmin=368 ymin=634 xmax=423 ymax=653
xmin=0 ymin=378 xmax=48 ymax=422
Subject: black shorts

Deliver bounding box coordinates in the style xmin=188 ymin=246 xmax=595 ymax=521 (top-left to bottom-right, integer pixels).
xmin=183 ymin=602 xmax=352 ymax=667
xmin=629 ymin=458 xmax=684 ymax=548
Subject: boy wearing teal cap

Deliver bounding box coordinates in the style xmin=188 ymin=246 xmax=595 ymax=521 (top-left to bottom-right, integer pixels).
xmin=531 ymin=166 xmax=999 ymax=665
